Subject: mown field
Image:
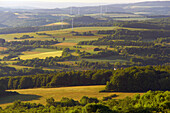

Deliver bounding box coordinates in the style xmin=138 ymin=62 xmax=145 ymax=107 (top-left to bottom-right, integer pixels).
xmin=18 ymin=51 xmax=63 ymax=60
xmin=0 ymin=27 xmax=138 ymax=69
xmin=0 ymin=26 xmax=159 ymax=69
xmin=9 ymin=48 xmax=63 ymax=60
xmin=44 ymin=22 xmax=69 ymax=26
xmin=0 ymin=85 xmax=144 ymax=109
xmin=0 ymin=47 xmax=7 ymax=51
xmin=0 ymin=27 xmax=116 ymax=41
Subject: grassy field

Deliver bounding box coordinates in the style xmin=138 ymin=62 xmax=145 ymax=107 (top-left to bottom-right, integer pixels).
xmin=0 ymin=27 xmax=115 ymax=41
xmin=0 ymin=26 xmax=134 ymax=68
xmin=10 ymin=48 xmax=63 ymax=60
xmin=0 ymin=85 xmax=144 ymax=109
xmin=18 ymin=51 xmax=63 ymax=60
xmin=85 ymin=13 xmax=143 ymax=18
xmin=31 ymin=48 xmax=58 ymax=53
xmin=0 ymin=54 xmax=8 ymax=59
xmin=7 ymin=65 xmax=34 ymax=69
xmin=0 ymin=26 xmax=139 ymax=66
xmin=113 ymin=18 xmax=151 ymax=21
xmin=44 ymin=22 xmax=69 ymax=26
xmin=0 ymin=47 xmax=7 ymax=51
xmin=82 ymin=57 xmax=127 ymax=64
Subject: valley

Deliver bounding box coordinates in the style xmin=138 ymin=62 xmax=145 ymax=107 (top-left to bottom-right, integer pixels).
xmin=0 ymin=1 xmax=169 ymax=112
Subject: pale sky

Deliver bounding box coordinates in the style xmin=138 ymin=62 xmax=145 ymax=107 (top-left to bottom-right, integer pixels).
xmin=0 ymin=0 xmax=169 ymax=8
xmin=0 ymin=0 xmax=169 ymax=3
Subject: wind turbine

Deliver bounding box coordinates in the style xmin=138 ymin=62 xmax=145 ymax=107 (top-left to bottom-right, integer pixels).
xmin=100 ymin=0 xmax=103 ymax=17
xmin=78 ymin=7 xmax=80 ymax=15
xmin=70 ymin=6 xmax=73 ymax=15
xmin=61 ymin=16 xmax=63 ymax=29
xmin=105 ymin=6 xmax=108 ymax=13
xmin=72 ymin=18 xmax=74 ymax=31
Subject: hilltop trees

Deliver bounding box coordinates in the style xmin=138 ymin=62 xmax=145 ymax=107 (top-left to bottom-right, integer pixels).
xmin=0 ymin=79 xmax=6 ymax=96
xmin=0 ymin=65 xmax=169 ymax=91
xmin=0 ymin=83 xmax=5 ymax=93
xmin=0 ymin=38 xmax=5 ymax=44
xmin=105 ymin=66 xmax=170 ymax=92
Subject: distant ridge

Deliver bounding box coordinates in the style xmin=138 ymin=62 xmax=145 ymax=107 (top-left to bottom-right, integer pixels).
xmin=130 ymin=1 xmax=170 ymax=6
xmin=46 ymin=1 xmax=170 ymax=15
xmin=0 ymin=24 xmax=8 ymax=28
xmin=0 ymin=1 xmax=170 ymax=28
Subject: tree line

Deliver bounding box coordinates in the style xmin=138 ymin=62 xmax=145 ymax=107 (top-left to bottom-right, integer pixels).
xmin=77 ymin=60 xmax=114 ymax=70
xmin=118 ymin=17 xmax=170 ymax=30
xmin=104 ymin=66 xmax=170 ymax=92
xmin=0 ymin=65 xmax=50 ymax=77
xmin=73 ymin=31 xmax=95 ymax=36
xmin=14 ymin=35 xmax=34 ymax=40
xmin=1 ymin=40 xmax=59 ymax=47
xmin=78 ymin=40 xmax=153 ymax=46
xmin=0 ymin=65 xmax=169 ymax=92
xmin=1 ymin=69 xmax=113 ymax=90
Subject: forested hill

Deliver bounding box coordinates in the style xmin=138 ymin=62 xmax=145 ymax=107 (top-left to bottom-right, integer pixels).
xmin=0 ymin=66 xmax=169 ymax=92
xmin=0 ymin=1 xmax=170 ymax=28
xmin=104 ymin=66 xmax=170 ymax=92
xmin=47 ymin=1 xmax=170 ymax=15
xmin=0 ymin=24 xmax=8 ymax=28
xmin=120 ymin=17 xmax=170 ymax=30
xmin=66 ymin=16 xmax=106 ymax=24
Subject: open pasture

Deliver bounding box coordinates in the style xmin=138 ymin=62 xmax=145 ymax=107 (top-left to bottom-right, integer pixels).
xmin=113 ymin=17 xmax=151 ymax=21
xmin=18 ymin=51 xmax=63 ymax=60
xmin=44 ymin=22 xmax=69 ymax=26
xmin=0 ymin=33 xmax=53 ymax=41
xmin=7 ymin=65 xmax=33 ymax=69
xmin=0 ymin=27 xmax=115 ymax=41
xmin=54 ymin=42 xmax=77 ymax=47
xmin=0 ymin=85 xmax=144 ymax=109
xmin=31 ymin=48 xmax=58 ymax=53
xmin=0 ymin=54 xmax=8 ymax=59
xmin=85 ymin=13 xmax=143 ymax=18
xmin=0 ymin=47 xmax=7 ymax=51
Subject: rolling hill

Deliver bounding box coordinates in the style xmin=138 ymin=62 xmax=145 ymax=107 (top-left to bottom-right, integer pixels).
xmin=0 ymin=1 xmax=170 ymax=28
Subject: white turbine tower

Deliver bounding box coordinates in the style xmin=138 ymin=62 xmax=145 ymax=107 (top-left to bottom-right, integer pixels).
xmin=70 ymin=6 xmax=73 ymax=15
xmin=78 ymin=7 xmax=80 ymax=15
xmin=105 ymin=6 xmax=108 ymax=13
xmin=72 ymin=18 xmax=74 ymax=31
xmin=61 ymin=16 xmax=63 ymax=29
xmin=100 ymin=0 xmax=103 ymax=17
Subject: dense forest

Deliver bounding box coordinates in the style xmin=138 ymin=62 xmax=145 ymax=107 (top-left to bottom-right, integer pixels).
xmin=119 ymin=17 xmax=170 ymax=30
xmin=104 ymin=66 xmax=170 ymax=92
xmin=0 ymin=66 xmax=169 ymax=92
xmin=0 ymin=65 xmax=51 ymax=77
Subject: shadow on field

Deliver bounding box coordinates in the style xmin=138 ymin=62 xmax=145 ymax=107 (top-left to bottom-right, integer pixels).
xmin=0 ymin=94 xmax=42 ymax=104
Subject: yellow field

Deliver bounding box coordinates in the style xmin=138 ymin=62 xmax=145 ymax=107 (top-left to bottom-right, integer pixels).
xmin=44 ymin=22 xmax=69 ymax=26
xmin=0 ymin=27 xmax=116 ymax=41
xmin=0 ymin=47 xmax=7 ymax=51
xmin=7 ymin=65 xmax=33 ymax=69
xmin=0 ymin=85 xmax=144 ymax=109
xmin=0 ymin=54 xmax=8 ymax=59
xmin=54 ymin=42 xmax=77 ymax=47
xmin=18 ymin=51 xmax=63 ymax=60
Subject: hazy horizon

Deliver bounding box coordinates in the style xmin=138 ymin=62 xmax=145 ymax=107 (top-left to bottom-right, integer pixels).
xmin=0 ymin=0 xmax=169 ymax=9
